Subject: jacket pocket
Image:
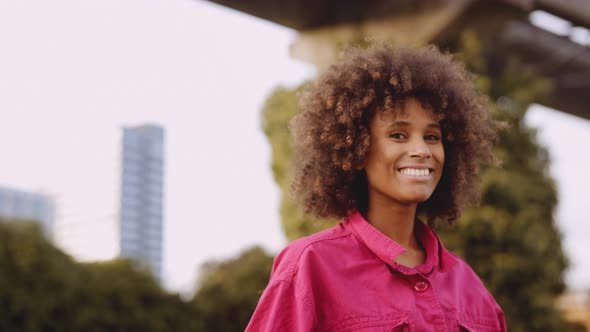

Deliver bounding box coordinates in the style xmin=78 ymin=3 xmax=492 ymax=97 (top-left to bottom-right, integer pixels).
xmin=458 ymin=317 xmax=502 ymax=332
xmin=331 ymin=313 xmax=409 ymax=331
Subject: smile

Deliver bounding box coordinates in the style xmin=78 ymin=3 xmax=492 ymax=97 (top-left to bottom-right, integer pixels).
xmin=398 ymin=168 xmax=432 ymax=177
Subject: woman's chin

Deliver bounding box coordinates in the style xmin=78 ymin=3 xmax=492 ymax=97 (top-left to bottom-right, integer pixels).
xmin=399 ymin=193 xmax=433 ymax=205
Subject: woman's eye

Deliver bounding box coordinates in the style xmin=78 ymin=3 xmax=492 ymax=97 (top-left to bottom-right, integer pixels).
xmin=425 ymin=134 xmax=441 ymax=142
xmin=390 ymin=133 xmax=406 ymax=139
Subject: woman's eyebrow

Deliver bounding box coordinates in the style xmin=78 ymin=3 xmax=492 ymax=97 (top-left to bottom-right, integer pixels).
xmin=388 ymin=121 xmax=441 ymax=129
xmin=389 ymin=121 xmax=410 ymax=127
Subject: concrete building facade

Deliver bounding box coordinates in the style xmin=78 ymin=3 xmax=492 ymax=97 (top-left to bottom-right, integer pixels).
xmin=0 ymin=186 xmax=56 ymax=239
xmin=118 ymin=124 xmax=165 ymax=282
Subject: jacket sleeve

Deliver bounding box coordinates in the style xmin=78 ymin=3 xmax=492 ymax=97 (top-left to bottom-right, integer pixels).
xmin=487 ymin=291 xmax=507 ymax=332
xmin=245 ymin=277 xmax=317 ymax=332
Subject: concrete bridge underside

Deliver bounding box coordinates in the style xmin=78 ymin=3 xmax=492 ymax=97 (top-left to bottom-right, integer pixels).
xmin=207 ymin=0 xmax=590 ymax=120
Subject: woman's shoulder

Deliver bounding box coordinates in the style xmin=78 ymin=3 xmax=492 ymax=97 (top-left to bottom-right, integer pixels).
xmin=270 ymin=222 xmax=354 ymax=281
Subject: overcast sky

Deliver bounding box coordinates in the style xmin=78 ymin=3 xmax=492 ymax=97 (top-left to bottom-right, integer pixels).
xmin=0 ymin=0 xmax=588 ymax=293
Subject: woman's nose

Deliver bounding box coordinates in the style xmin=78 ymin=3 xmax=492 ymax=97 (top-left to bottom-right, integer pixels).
xmin=409 ymin=139 xmax=432 ymax=159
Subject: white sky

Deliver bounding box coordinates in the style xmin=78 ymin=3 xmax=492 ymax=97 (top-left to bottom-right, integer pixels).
xmin=0 ymin=0 xmax=588 ymax=293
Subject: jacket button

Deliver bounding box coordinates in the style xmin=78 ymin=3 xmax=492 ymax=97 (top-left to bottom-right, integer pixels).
xmin=414 ymin=281 xmax=429 ymax=292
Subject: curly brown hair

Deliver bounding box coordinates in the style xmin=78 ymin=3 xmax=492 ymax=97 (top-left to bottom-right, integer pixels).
xmin=290 ymin=45 xmax=499 ymax=224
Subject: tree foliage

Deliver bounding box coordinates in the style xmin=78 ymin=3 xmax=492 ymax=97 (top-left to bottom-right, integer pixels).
xmin=0 ymin=218 xmax=277 ymax=331
xmin=261 ymin=86 xmax=338 ymax=241
xmin=261 ymin=32 xmax=572 ymax=331
xmin=0 ymin=219 xmax=198 ymax=332
xmin=191 ymin=246 xmax=274 ymax=331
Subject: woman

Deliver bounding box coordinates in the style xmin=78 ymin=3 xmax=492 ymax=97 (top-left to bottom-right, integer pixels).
xmin=246 ymin=45 xmax=507 ymax=331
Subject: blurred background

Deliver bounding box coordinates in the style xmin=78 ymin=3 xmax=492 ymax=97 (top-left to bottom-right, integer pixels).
xmin=0 ymin=0 xmax=589 ymax=331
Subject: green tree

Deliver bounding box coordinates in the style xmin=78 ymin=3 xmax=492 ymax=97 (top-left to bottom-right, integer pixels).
xmin=191 ymin=246 xmax=274 ymax=331
xmin=0 ymin=220 xmax=82 ymax=332
xmin=73 ymin=259 xmax=197 ymax=332
xmin=261 ymin=86 xmax=338 ymax=241
xmin=261 ymin=34 xmax=571 ymax=331
xmin=0 ymin=219 xmax=199 ymax=332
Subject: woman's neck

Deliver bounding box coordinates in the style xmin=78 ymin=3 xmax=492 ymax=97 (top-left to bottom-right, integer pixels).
xmin=364 ymin=201 xmax=426 ymax=267
xmin=364 ymin=199 xmax=419 ymax=251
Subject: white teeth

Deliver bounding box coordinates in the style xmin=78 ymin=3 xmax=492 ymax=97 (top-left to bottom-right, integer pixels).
xmin=400 ymin=168 xmax=430 ymax=176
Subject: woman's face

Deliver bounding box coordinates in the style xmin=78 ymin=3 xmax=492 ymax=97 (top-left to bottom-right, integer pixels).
xmin=364 ymin=97 xmax=444 ymax=208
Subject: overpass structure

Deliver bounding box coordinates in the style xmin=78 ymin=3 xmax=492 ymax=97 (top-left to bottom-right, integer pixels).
xmin=205 ymin=0 xmax=590 ymax=120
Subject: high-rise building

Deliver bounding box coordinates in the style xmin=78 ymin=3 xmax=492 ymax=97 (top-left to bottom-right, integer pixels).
xmin=118 ymin=124 xmax=165 ymax=282
xmin=0 ymin=186 xmax=56 ymax=239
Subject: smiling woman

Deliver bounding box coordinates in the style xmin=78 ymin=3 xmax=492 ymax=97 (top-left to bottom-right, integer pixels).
xmin=246 ymin=46 xmax=506 ymax=331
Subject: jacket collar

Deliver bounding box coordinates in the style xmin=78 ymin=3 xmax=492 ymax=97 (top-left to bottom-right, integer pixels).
xmin=347 ymin=210 xmax=457 ymax=275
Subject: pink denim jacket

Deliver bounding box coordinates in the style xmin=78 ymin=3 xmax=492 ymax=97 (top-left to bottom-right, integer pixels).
xmin=246 ymin=211 xmax=506 ymax=331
